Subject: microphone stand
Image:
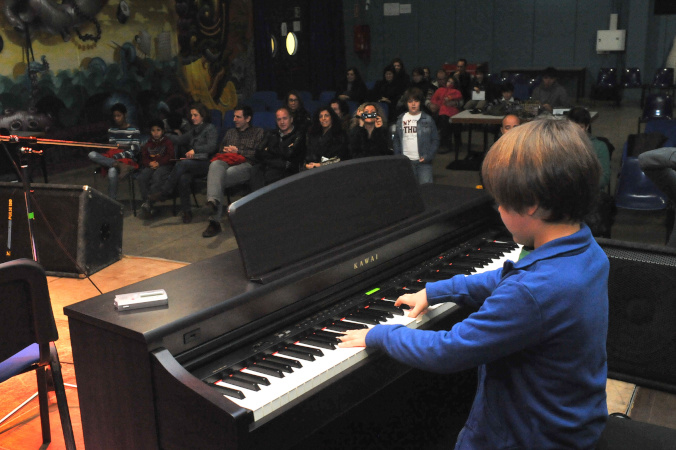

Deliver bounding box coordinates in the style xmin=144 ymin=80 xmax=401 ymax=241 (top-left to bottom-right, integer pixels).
xmin=2 ymin=134 xmax=119 ymax=263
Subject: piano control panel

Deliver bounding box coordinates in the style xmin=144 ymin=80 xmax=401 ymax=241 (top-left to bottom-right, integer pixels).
xmin=192 ymin=237 xmax=521 ymax=426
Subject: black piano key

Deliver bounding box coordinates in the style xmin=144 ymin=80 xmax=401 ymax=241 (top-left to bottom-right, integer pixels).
xmin=443 ymin=261 xmax=478 ymax=269
xmin=255 ymin=359 xmax=295 ymax=373
xmin=221 ymin=376 xmax=261 ymax=391
xmin=363 ymin=306 xmax=394 ymax=319
xmin=328 ymin=320 xmax=368 ymax=330
xmin=260 ymin=354 xmax=303 ymax=368
xmin=416 ymin=271 xmax=451 ymax=282
xmin=345 ymin=313 xmax=380 ymax=325
xmin=288 ymin=343 xmax=324 ymax=357
xmin=211 ymin=382 xmax=245 ymax=400
xmin=310 ymin=330 xmax=343 ymax=341
xmin=277 ymin=348 xmax=316 ymax=361
xmin=298 ymin=337 xmax=336 ymax=350
xmin=368 ymin=302 xmax=404 ymax=316
xmin=402 ymin=280 xmax=426 ymax=290
xmin=248 ymin=363 xmax=285 ymax=378
xmin=229 ymin=371 xmax=271 ymax=386
xmin=355 ymin=306 xmax=394 ymax=322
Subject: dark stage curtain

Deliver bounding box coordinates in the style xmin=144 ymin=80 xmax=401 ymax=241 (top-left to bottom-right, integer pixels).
xmin=308 ymin=0 xmax=346 ymax=97
xmin=253 ymin=2 xmax=277 ymax=93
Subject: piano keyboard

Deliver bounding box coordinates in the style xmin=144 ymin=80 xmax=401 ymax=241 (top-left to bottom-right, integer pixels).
xmin=200 ymin=239 xmax=522 ymax=425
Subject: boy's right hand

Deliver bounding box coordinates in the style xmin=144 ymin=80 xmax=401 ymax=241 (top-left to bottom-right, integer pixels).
xmin=395 ymin=289 xmax=429 ymax=318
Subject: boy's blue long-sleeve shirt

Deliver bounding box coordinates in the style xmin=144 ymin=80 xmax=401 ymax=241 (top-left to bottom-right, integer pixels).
xmin=366 ymin=224 xmax=609 ymax=449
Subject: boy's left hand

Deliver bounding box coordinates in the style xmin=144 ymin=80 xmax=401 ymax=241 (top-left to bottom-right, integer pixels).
xmin=338 ymin=329 xmax=369 ymax=348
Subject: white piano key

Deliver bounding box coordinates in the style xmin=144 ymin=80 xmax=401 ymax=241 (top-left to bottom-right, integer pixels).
xmin=211 ymin=244 xmax=521 ymax=424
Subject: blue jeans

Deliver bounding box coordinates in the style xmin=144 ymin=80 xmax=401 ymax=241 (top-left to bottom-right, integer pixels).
xmin=410 ymin=160 xmax=434 ymax=184
xmin=88 ymin=151 xmax=120 ymax=199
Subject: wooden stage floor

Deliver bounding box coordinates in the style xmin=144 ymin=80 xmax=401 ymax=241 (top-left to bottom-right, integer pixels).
xmin=0 ymin=256 xmax=673 ymax=449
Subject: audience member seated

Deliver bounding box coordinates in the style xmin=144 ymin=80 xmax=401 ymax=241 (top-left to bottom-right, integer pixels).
xmin=500 ymin=114 xmax=521 ymax=135
xmin=330 ymin=98 xmax=351 ymax=132
xmin=391 ymin=57 xmax=410 ymax=93
xmin=284 ymin=90 xmax=311 ymax=132
xmin=531 ymin=67 xmax=571 ymax=113
xmin=348 ymin=102 xmax=392 ymax=159
xmin=336 ymin=67 xmax=368 ymax=104
xmin=148 ymin=102 xmax=219 ymax=223
xmin=422 ymin=66 xmax=431 ymax=83
xmin=202 ymin=105 xmax=265 ymax=238
xmin=137 ymin=119 xmax=174 ymax=218
xmin=430 ymin=77 xmax=463 ymax=153
xmin=87 ymin=102 xmax=141 ymax=200
xmin=485 ymin=82 xmax=519 ymax=116
xmin=452 ymin=58 xmax=472 ymax=104
xmin=568 ymin=107 xmax=612 ymax=237
xmin=304 ymin=107 xmax=348 ymax=170
xmin=393 ymin=88 xmax=439 ymax=184
xmin=370 ymin=65 xmax=404 ymax=123
xmin=464 ymin=65 xmax=492 ymax=111
xmin=639 ymin=147 xmax=676 ymax=247
xmin=250 ymin=106 xmax=306 ymax=191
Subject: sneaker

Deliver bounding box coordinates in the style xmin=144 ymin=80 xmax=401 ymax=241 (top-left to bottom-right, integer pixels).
xmin=202 ymin=220 xmax=222 ymax=237
xmin=140 ymin=202 xmax=154 ymax=219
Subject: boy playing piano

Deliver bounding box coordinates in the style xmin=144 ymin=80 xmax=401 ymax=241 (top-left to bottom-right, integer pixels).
xmin=339 ymin=117 xmax=609 ymax=449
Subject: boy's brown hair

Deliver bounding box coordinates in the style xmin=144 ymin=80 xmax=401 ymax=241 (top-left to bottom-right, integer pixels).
xmin=482 ymin=117 xmax=600 ymax=223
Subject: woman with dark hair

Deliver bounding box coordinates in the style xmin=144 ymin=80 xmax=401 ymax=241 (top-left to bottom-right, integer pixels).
xmin=304 ymin=107 xmax=348 ymax=169
xmin=337 ymin=67 xmax=367 ymax=103
xmin=390 ymin=57 xmax=410 ymax=91
xmin=330 ymin=98 xmax=351 ymax=131
xmin=370 ymin=65 xmax=404 ymax=122
xmin=284 ymin=90 xmax=311 ymax=132
xmin=148 ymin=101 xmax=219 ymax=223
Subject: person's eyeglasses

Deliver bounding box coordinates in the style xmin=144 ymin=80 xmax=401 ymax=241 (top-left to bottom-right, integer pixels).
xmin=288 ymin=98 xmax=298 ymax=102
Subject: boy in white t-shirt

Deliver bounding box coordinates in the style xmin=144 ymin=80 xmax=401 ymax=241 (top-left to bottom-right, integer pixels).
xmin=392 ymin=88 xmax=439 ymax=184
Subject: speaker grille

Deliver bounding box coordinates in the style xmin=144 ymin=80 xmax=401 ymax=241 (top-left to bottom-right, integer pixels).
xmin=601 ymin=243 xmax=676 ymax=393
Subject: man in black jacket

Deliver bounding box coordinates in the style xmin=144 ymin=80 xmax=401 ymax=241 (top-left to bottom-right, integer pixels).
xmin=250 ymin=107 xmax=306 ymax=191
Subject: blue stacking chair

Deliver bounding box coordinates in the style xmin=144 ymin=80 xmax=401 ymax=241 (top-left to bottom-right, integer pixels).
xmin=241 ymin=97 xmax=267 ymax=112
xmin=0 ymin=259 xmax=76 ymax=449
xmin=251 ymin=91 xmax=279 ymax=106
xmin=298 ymin=90 xmax=313 ymax=105
xmin=222 ymin=109 xmax=236 ymax=132
xmin=614 ymin=140 xmax=672 ymax=242
xmin=347 ymin=100 xmax=359 ymax=115
xmin=638 ymin=94 xmax=673 ymax=133
xmin=210 ymin=109 xmax=224 ymax=143
xmin=305 ymin=99 xmax=320 ymax=115
xmin=318 ymin=90 xmax=336 ymax=104
xmin=252 ymin=111 xmax=277 ymax=130
xmin=365 ymin=80 xmax=376 ymax=90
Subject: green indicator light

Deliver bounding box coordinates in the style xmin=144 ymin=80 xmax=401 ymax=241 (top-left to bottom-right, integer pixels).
xmin=365 ymin=288 xmax=380 ymax=295
xmin=28 ymin=212 xmax=35 ymax=219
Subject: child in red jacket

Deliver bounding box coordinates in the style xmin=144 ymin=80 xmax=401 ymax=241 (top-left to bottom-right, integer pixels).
xmin=137 ymin=119 xmax=174 ymax=217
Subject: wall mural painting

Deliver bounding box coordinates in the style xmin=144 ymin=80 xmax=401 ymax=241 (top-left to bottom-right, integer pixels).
xmin=175 ymin=0 xmax=256 ymax=112
xmin=0 ymin=0 xmax=255 ymax=147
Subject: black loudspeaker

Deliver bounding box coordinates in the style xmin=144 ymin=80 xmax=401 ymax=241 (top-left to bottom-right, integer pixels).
xmin=0 ymin=182 xmax=123 ymax=277
xmin=597 ymin=238 xmax=676 ymax=394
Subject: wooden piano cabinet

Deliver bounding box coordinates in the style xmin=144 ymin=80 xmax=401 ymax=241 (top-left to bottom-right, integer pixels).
xmin=68 ymin=318 xmax=159 ymax=449
xmin=151 ymin=349 xmax=249 ymax=449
